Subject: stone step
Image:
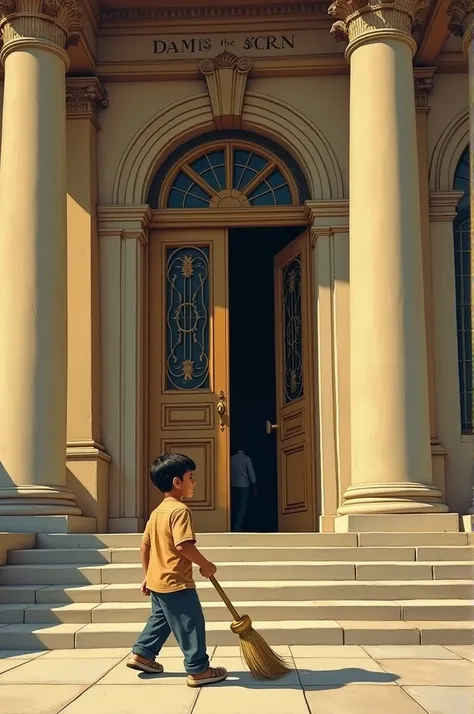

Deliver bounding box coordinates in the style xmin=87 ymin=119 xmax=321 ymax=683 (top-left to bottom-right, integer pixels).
xmin=1 ymin=561 xmax=472 ymax=586
xmin=0 ymin=619 xmax=471 ymax=650
xmin=9 ymin=545 xmax=446 ymax=565
xmin=35 ymin=531 xmax=471 ymax=550
xmin=4 ymin=579 xmax=473 ymax=605
xmin=1 ymin=598 xmax=471 ymax=625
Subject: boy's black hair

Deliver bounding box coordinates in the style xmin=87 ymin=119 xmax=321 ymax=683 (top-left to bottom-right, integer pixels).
xmin=150 ymin=453 xmax=196 ymax=493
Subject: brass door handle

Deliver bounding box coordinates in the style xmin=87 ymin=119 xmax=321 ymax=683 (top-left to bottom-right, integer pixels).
xmin=217 ymin=390 xmax=227 ymax=432
xmin=265 ymin=420 xmax=279 ymax=435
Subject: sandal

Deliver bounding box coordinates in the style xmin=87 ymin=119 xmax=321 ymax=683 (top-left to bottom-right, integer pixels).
xmin=126 ymin=654 xmax=164 ymax=674
xmin=187 ymin=666 xmax=228 ymax=688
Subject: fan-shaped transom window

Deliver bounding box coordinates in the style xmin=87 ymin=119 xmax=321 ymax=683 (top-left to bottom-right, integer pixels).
xmin=163 ymin=141 xmax=297 ymax=209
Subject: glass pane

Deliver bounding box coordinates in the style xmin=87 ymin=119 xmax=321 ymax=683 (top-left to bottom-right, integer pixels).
xmin=233 ymin=149 xmax=268 ymax=191
xmin=183 ymin=186 xmax=211 ymax=208
xmin=454 ymin=215 xmax=472 ymax=432
xmin=283 ymin=257 xmax=304 ymax=402
xmin=248 ymin=189 xmax=275 ymax=206
xmin=166 ymin=246 xmax=210 ymax=390
xmin=248 ymin=169 xmax=292 ymax=206
xmin=167 ymin=171 xmax=211 ymax=208
xmin=190 ymin=150 xmax=226 ymax=192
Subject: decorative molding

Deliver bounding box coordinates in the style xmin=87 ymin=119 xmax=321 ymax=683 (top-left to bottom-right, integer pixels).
xmin=305 ymin=199 xmax=349 ymax=222
xmin=199 ymin=51 xmax=252 ymax=130
xmin=66 ymin=77 xmax=108 ymax=127
xmin=101 ymin=3 xmax=328 ymax=23
xmin=328 ymin=0 xmax=427 ymax=55
xmin=97 ymin=205 xmax=153 ymax=245
xmin=429 ymin=106 xmax=469 ymax=191
xmin=149 ymin=206 xmax=308 ymax=229
xmin=428 ymin=191 xmax=464 ymax=221
xmin=0 ymin=0 xmax=83 ymax=59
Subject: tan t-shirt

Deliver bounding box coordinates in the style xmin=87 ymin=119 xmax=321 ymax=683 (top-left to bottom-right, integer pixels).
xmin=143 ymin=498 xmax=196 ymax=593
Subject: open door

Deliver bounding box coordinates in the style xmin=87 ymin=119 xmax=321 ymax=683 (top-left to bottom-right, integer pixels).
xmin=148 ymin=228 xmax=229 ymax=531
xmin=273 ymin=230 xmax=316 ymax=532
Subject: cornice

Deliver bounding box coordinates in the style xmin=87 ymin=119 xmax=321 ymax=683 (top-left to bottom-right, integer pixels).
xmin=429 ymin=190 xmax=464 ymax=221
xmin=100 ymin=2 xmax=330 ymax=23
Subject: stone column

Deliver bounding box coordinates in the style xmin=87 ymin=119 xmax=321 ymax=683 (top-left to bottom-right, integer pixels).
xmin=328 ymin=0 xmax=448 ymax=521
xmin=0 ymin=1 xmax=82 ymax=523
xmin=66 ymin=79 xmax=111 ymax=532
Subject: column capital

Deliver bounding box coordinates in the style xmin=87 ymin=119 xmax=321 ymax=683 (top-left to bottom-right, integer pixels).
xmin=447 ymin=0 xmax=472 ymax=55
xmin=328 ymin=0 xmax=427 ymax=58
xmin=0 ymin=0 xmax=83 ymax=64
xmin=66 ymin=77 xmax=108 ymax=128
xmin=414 ymin=67 xmax=436 ymax=113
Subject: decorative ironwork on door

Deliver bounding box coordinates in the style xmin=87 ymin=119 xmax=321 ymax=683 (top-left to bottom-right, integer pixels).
xmin=283 ymin=257 xmax=304 ymax=402
xmin=166 ymin=245 xmax=210 ymax=390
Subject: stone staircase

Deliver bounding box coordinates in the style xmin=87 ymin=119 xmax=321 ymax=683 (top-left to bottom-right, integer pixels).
xmin=0 ymin=532 xmax=472 ymax=650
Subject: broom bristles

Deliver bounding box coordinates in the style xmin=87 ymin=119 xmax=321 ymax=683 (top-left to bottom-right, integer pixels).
xmin=235 ymin=621 xmax=292 ymax=680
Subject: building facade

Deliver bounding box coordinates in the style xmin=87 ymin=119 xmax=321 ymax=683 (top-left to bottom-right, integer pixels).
xmin=0 ymin=0 xmax=471 ymax=534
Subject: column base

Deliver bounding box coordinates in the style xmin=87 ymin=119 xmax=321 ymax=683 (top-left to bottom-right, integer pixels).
xmin=0 ymin=515 xmax=96 ymax=534
xmin=337 ymin=481 xmax=448 ymax=515
xmin=0 ymin=485 xmax=81 ymax=516
xmin=108 ymin=517 xmax=145 ymax=533
xmin=335 ymin=513 xmax=460 ymax=533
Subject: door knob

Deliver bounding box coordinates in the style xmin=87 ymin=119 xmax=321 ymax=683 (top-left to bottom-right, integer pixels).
xmin=265 ymin=420 xmax=279 ymax=435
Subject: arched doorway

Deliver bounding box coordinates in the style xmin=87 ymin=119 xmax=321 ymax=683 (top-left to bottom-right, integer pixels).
xmin=146 ymin=131 xmax=317 ymax=533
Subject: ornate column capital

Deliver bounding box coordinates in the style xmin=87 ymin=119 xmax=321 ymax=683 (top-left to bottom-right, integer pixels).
xmin=414 ymin=67 xmax=436 ymax=113
xmin=66 ymin=77 xmax=108 ymax=128
xmin=447 ymin=0 xmax=472 ymax=55
xmin=0 ymin=0 xmax=83 ymax=65
xmin=328 ymin=0 xmax=427 ymax=58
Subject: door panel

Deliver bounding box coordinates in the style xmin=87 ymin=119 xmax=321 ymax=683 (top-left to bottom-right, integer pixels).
xmin=148 ymin=228 xmax=229 ymax=531
xmin=274 ymin=230 xmax=316 ymax=531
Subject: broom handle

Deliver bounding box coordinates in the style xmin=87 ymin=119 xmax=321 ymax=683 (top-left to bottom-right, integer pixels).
xmin=209 ymin=575 xmax=242 ymax=621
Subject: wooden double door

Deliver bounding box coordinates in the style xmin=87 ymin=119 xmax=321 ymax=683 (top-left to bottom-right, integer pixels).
xmin=148 ymin=227 xmax=316 ymax=532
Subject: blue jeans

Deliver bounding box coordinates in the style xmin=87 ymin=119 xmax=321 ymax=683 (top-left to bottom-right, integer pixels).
xmin=132 ymin=588 xmax=209 ymax=675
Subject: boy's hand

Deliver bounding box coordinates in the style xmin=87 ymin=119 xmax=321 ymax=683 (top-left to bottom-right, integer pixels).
xmin=199 ymin=561 xmax=217 ymax=579
xmin=141 ymin=579 xmax=150 ymax=596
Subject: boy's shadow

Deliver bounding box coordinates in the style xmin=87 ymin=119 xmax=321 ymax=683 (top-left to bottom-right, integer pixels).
xmin=137 ymin=666 xmax=399 ymax=690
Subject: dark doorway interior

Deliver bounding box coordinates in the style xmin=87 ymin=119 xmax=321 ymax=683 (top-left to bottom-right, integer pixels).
xmin=229 ymin=226 xmax=303 ymax=532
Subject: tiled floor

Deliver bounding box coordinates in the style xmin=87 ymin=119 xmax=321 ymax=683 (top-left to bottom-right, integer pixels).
xmin=0 ymin=645 xmax=473 ymax=714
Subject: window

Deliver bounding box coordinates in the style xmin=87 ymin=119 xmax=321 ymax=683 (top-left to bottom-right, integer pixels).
xmin=453 ymin=146 xmax=472 ymax=433
xmin=162 ymin=140 xmax=297 ymax=209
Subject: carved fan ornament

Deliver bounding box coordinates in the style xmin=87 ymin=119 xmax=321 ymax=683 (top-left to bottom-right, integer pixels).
xmin=199 ymin=51 xmax=253 ymax=130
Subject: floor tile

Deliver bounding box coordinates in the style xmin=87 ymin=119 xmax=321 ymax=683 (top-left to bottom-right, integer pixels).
xmin=40 ymin=648 xmax=131 ymax=660
xmin=294 ymin=657 xmax=398 ymax=687
xmin=377 ymin=659 xmax=474 ymax=686
xmin=445 ymin=646 xmax=474 ymax=662
xmin=290 ymin=645 xmax=369 ymax=658
xmin=98 ymin=657 xmax=191 ymax=685
xmin=364 ymin=645 xmax=463 ymax=660
xmin=305 ymin=685 xmax=428 ymax=714
xmin=213 ymin=644 xmax=290 ymax=658
xmin=403 ymin=686 xmax=474 ymax=714
xmin=59 ymin=684 xmax=197 ymax=714
xmin=0 ymin=657 xmax=119 ymax=685
xmin=0 ymin=684 xmax=86 ymax=714
xmin=100 ymin=655 xmax=299 ymax=688
xmin=193 ymin=687 xmax=309 ymax=714
xmin=0 ymin=659 xmax=29 ymax=674
xmin=0 ymin=649 xmax=48 ymax=660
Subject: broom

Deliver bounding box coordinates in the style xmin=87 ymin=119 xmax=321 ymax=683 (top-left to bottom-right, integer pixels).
xmin=209 ymin=575 xmax=292 ymax=680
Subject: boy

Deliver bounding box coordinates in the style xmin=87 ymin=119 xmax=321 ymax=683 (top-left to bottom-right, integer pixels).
xmin=127 ymin=453 xmax=228 ymax=687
